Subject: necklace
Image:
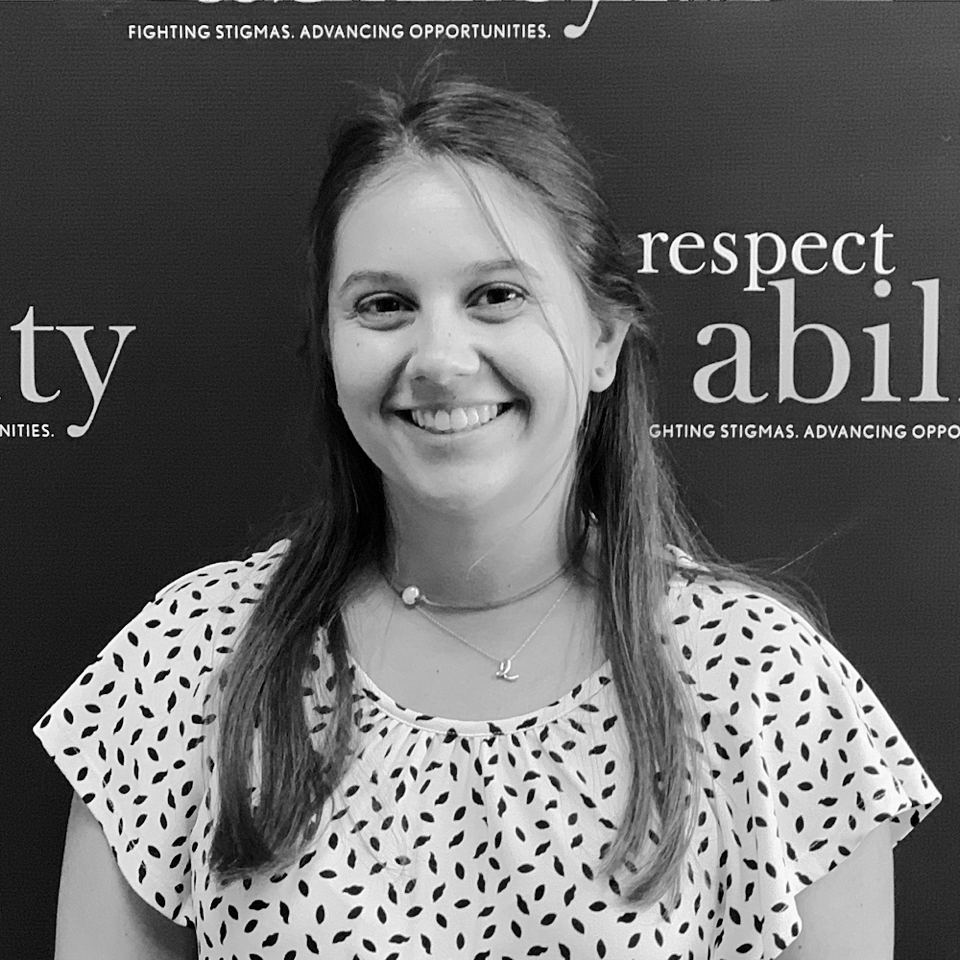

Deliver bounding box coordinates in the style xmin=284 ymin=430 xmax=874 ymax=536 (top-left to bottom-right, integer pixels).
xmin=392 ymin=578 xmax=574 ymax=682
xmin=382 ymin=564 xmax=567 ymax=613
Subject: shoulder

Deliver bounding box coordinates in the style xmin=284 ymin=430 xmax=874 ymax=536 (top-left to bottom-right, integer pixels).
xmin=150 ymin=538 xmax=290 ymax=612
xmin=661 ymin=564 xmax=831 ymax=696
xmin=661 ymin=551 xmax=807 ymax=637
xmin=658 ymin=563 xmax=878 ymax=753
xmin=33 ymin=539 xmax=290 ymax=927
xmin=104 ymin=538 xmax=291 ymax=682
xmin=660 ymin=558 xmax=941 ymax=835
xmin=138 ymin=538 xmax=291 ymax=656
xmin=659 ymin=561 xmax=940 ymax=957
xmin=36 ymin=539 xmax=291 ymax=750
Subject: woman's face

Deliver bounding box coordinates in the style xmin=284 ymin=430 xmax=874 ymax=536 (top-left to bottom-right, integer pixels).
xmin=327 ymin=157 xmax=625 ymax=520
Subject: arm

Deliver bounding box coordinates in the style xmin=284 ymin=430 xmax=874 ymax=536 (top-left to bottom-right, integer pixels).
xmin=777 ymin=821 xmax=895 ymax=960
xmin=55 ymin=791 xmax=198 ymax=960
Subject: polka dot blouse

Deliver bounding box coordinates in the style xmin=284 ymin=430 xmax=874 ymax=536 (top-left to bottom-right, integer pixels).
xmin=35 ymin=542 xmax=940 ymax=959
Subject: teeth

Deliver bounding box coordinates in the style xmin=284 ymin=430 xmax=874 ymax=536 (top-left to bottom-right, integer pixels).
xmin=410 ymin=403 xmax=508 ymax=433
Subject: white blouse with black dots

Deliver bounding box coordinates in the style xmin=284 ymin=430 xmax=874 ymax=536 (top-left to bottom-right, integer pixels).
xmin=35 ymin=542 xmax=940 ymax=960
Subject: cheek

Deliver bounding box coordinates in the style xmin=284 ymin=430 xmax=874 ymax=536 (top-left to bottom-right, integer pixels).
xmin=331 ymin=335 xmax=380 ymax=412
xmin=528 ymin=324 xmax=594 ymax=416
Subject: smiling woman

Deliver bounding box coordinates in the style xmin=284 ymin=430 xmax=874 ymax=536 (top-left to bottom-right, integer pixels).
xmin=36 ymin=72 xmax=939 ymax=960
xmin=328 ymin=159 xmax=622 ymax=523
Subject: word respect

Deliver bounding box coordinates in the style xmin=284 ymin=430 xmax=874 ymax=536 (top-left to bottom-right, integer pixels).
xmin=638 ymin=224 xmax=893 ymax=292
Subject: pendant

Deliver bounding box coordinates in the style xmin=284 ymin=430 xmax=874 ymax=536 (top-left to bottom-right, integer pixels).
xmin=401 ymin=585 xmax=421 ymax=606
xmin=496 ymin=659 xmax=519 ymax=681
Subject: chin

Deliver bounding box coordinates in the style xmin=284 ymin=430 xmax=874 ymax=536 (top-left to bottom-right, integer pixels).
xmin=389 ymin=471 xmax=519 ymax=518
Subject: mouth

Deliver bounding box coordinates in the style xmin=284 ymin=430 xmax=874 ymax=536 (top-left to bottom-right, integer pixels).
xmin=395 ymin=402 xmax=517 ymax=435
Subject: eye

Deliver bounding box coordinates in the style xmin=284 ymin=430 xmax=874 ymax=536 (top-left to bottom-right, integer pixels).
xmin=354 ymin=293 xmax=415 ymax=327
xmin=468 ymin=283 xmax=528 ymax=320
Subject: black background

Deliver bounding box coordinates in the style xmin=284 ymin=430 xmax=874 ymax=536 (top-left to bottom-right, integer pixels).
xmin=2 ymin=2 xmax=956 ymax=956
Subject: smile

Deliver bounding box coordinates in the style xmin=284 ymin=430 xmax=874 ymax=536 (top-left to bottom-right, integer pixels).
xmin=399 ymin=402 xmax=515 ymax=434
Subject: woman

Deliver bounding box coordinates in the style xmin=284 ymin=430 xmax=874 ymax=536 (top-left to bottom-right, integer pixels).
xmin=37 ymin=75 xmax=939 ymax=959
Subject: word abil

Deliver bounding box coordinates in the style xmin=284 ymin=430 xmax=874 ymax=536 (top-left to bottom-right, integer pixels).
xmin=5 ymin=306 xmax=135 ymax=437
xmin=694 ymin=278 xmax=948 ymax=404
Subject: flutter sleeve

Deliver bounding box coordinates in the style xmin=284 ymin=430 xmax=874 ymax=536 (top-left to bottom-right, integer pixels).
xmin=32 ymin=545 xmax=285 ymax=927
xmin=674 ymin=579 xmax=942 ymax=958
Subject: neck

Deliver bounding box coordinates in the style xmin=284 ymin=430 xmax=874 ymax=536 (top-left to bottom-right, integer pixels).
xmin=385 ymin=492 xmax=572 ymax=608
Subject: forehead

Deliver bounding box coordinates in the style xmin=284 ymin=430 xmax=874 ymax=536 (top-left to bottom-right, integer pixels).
xmin=331 ymin=157 xmax=576 ymax=283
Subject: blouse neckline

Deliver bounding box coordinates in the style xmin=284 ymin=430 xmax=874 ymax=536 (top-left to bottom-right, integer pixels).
xmin=346 ymin=651 xmax=614 ymax=737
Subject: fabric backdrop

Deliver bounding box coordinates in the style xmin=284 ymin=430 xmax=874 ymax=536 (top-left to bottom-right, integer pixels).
xmin=2 ymin=3 xmax=956 ymax=956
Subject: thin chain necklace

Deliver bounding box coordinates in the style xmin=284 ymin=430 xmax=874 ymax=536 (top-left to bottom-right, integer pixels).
xmin=387 ymin=576 xmax=574 ymax=682
xmin=381 ymin=564 xmax=568 ymax=613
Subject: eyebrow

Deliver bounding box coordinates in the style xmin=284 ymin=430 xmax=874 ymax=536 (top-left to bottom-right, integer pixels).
xmin=334 ymin=258 xmax=544 ymax=298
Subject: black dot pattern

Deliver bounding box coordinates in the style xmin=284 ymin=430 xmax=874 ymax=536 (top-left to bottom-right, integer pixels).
xmin=35 ymin=543 xmax=940 ymax=959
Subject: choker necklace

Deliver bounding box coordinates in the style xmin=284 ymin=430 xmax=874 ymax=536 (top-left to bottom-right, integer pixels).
xmin=381 ymin=564 xmax=568 ymax=613
xmin=396 ymin=578 xmax=574 ymax=682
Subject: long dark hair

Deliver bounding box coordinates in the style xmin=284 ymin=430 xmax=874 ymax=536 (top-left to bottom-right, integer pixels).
xmin=209 ymin=73 xmax=797 ymax=904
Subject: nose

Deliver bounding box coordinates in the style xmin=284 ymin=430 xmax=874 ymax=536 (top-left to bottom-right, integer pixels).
xmin=405 ymin=302 xmax=481 ymax=385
